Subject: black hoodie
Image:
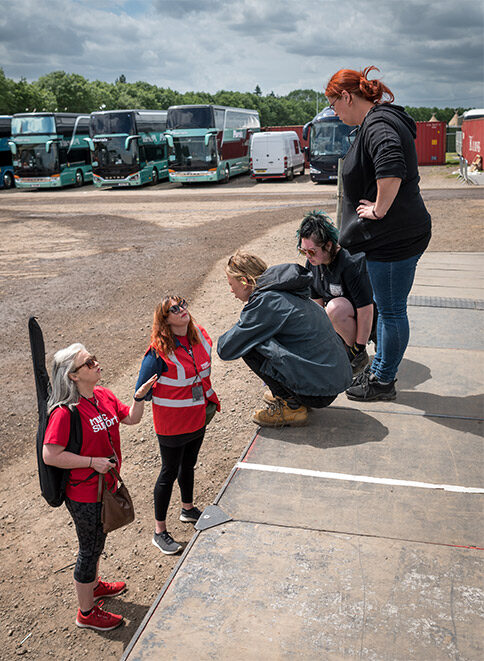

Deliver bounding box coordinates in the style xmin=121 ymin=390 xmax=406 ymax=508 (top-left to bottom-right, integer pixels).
xmin=339 ymin=103 xmax=431 ymax=261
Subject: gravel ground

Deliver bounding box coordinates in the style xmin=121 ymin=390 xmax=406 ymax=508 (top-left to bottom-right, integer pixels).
xmin=0 ymin=166 xmax=482 ymax=659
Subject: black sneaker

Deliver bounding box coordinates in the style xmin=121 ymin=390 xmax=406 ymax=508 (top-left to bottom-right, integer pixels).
xmin=350 ymin=364 xmax=373 ymax=386
xmin=350 ymin=348 xmax=369 ymax=375
xmin=152 ymin=531 xmax=182 ymax=555
xmin=346 ymin=373 xmax=396 ymax=401
xmin=180 ymin=506 xmax=202 ymax=523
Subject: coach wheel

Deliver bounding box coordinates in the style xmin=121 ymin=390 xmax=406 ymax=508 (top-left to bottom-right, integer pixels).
xmin=221 ymin=165 xmax=230 ymax=184
xmin=75 ymin=170 xmax=84 ymax=187
xmin=151 ymin=167 xmax=159 ymax=185
xmin=286 ymin=168 xmax=294 ymax=181
xmin=3 ymin=171 xmax=14 ymax=189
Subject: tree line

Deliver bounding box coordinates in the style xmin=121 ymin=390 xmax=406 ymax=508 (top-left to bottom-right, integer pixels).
xmin=0 ymin=69 xmax=469 ymax=126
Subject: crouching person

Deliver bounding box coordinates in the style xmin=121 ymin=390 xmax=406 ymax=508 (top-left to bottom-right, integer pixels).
xmin=217 ymin=251 xmax=353 ymax=427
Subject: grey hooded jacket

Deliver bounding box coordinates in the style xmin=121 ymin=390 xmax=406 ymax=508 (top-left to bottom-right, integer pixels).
xmin=217 ymin=263 xmax=353 ymax=397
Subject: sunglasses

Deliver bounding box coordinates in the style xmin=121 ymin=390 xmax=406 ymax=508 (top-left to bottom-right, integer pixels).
xmin=167 ymin=299 xmax=188 ymax=315
xmin=72 ymin=355 xmax=97 ymax=373
xmin=298 ymin=247 xmax=318 ymax=258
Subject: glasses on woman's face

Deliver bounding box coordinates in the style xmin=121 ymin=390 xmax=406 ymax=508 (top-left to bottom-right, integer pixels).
xmin=167 ymin=299 xmax=188 ymax=315
xmin=298 ymin=247 xmax=319 ymax=258
xmin=72 ymin=355 xmax=97 ymax=373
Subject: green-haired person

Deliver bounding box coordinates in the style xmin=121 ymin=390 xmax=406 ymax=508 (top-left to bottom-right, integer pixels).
xmin=297 ymin=210 xmax=376 ymax=375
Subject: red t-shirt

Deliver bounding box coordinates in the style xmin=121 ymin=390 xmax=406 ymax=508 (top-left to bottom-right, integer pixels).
xmin=44 ymin=386 xmax=130 ymax=503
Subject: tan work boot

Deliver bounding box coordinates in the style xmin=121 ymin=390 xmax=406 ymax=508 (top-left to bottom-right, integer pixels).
xmin=252 ymin=398 xmax=308 ymax=427
xmin=263 ymin=390 xmax=276 ymax=404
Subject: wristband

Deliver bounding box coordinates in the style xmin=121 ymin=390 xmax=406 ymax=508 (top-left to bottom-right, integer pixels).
xmin=371 ymin=206 xmax=383 ymax=220
xmin=134 ymin=395 xmax=145 ymax=402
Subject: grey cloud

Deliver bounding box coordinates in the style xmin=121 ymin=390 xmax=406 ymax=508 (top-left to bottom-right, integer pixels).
xmin=153 ymin=0 xmax=226 ymax=18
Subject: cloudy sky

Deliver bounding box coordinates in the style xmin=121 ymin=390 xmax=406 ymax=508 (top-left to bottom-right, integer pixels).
xmin=1 ymin=0 xmax=483 ymax=107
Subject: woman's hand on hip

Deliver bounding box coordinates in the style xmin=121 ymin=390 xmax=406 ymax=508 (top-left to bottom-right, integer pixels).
xmin=357 ymin=199 xmax=378 ymax=220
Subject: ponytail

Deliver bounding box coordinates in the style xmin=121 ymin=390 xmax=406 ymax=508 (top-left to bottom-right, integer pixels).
xmin=325 ymin=66 xmax=394 ymax=104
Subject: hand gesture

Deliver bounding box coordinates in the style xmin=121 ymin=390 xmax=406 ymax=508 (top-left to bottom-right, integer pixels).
xmin=134 ymin=374 xmax=158 ymax=400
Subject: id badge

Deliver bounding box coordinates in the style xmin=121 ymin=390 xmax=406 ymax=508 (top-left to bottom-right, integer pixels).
xmin=191 ymin=384 xmax=204 ymax=402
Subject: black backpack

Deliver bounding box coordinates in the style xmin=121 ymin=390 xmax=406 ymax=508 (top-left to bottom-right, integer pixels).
xmin=29 ymin=317 xmax=83 ymax=507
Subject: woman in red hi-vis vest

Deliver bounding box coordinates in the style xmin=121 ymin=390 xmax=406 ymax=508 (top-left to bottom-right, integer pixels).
xmin=135 ymin=296 xmax=220 ymax=555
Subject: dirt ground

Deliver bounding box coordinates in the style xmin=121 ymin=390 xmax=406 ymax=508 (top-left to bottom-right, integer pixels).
xmin=0 ymin=166 xmax=482 ymax=660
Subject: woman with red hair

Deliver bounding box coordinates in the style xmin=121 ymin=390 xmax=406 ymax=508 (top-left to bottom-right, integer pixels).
xmin=325 ymin=66 xmax=431 ymax=401
xmin=135 ymin=296 xmax=220 ymax=554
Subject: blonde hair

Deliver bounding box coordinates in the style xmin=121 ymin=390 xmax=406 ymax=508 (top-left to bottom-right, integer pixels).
xmin=225 ymin=251 xmax=268 ymax=287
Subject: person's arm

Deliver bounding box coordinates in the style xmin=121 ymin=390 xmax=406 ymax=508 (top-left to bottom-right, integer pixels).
xmin=356 ymin=118 xmax=405 ymax=220
xmin=43 ymin=444 xmax=115 ymax=474
xmin=355 ymin=304 xmax=374 ymax=344
xmin=217 ymin=293 xmax=288 ymax=361
xmin=357 ymin=177 xmax=401 ymax=220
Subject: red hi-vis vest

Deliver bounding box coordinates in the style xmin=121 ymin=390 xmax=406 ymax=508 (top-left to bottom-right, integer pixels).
xmin=150 ymin=326 xmax=220 ymax=436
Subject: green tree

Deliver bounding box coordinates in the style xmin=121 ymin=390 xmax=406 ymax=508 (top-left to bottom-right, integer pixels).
xmin=37 ymin=71 xmax=94 ymax=112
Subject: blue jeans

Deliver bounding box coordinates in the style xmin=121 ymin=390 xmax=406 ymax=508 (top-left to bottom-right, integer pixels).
xmin=366 ymin=253 xmax=422 ymax=382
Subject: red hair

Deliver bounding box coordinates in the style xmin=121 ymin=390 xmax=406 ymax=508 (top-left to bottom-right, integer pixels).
xmin=150 ymin=296 xmax=200 ymax=357
xmin=325 ymin=66 xmax=394 ymax=104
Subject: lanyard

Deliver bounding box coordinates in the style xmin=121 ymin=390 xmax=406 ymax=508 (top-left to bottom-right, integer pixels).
xmin=176 ymin=339 xmax=202 ymax=384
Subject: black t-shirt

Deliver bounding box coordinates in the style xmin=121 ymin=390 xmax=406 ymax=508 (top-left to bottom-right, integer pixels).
xmin=306 ymin=248 xmax=374 ymax=309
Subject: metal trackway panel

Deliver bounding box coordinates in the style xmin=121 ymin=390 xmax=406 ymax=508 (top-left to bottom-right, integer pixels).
xmin=334 ymin=344 xmax=484 ymax=418
xmin=125 ymin=523 xmax=482 ymax=660
xmin=242 ymin=407 xmax=484 ymax=491
xmin=407 ymin=307 xmax=483 ymax=350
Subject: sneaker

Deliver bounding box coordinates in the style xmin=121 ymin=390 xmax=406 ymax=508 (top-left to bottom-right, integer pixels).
xmin=180 ymin=506 xmax=202 ymax=523
xmin=350 ymin=348 xmax=369 ymax=375
xmin=252 ymin=398 xmax=308 ymax=427
xmin=76 ymin=601 xmax=123 ymax=631
xmin=93 ymin=578 xmax=126 ymax=600
xmin=346 ymin=373 xmax=396 ymax=401
xmin=152 ymin=531 xmax=183 ymax=555
xmin=350 ymin=364 xmax=373 ymax=386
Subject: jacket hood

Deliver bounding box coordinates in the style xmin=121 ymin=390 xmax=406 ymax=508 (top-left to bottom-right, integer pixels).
xmin=252 ymin=263 xmax=313 ymax=298
xmin=366 ymin=103 xmax=416 ymax=139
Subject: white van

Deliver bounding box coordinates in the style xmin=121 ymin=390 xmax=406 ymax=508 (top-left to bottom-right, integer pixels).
xmin=250 ymin=131 xmax=305 ymax=181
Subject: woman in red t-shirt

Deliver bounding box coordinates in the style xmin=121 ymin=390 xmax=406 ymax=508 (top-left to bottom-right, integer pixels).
xmin=43 ymin=343 xmax=156 ymax=632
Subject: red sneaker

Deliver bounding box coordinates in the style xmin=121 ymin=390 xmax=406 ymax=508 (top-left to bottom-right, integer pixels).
xmin=76 ymin=601 xmax=123 ymax=631
xmin=93 ymin=578 xmax=126 ymax=600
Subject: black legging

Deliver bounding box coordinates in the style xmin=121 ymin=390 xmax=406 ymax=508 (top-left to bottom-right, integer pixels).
xmin=65 ymin=498 xmax=107 ymax=584
xmin=154 ymin=430 xmax=205 ymax=521
xmin=243 ymin=348 xmax=337 ymax=409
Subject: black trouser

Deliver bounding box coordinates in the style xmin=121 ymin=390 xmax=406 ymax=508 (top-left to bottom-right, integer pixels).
xmin=243 ymin=348 xmax=337 ymax=409
xmin=65 ymin=498 xmax=107 ymax=584
xmin=154 ymin=430 xmax=205 ymax=521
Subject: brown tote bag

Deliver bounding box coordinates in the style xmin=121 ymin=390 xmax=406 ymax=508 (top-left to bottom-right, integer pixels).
xmin=97 ymin=467 xmax=135 ymax=534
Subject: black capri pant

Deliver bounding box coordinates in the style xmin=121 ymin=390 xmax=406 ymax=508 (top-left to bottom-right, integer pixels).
xmin=65 ymin=497 xmax=107 ymax=584
xmin=154 ymin=429 xmax=205 ymax=522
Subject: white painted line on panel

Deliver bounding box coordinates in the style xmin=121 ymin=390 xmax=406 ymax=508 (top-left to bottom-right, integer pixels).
xmin=235 ymin=462 xmax=484 ymax=494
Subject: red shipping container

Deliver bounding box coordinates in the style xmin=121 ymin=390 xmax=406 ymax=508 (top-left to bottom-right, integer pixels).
xmin=462 ymin=118 xmax=484 ymax=164
xmin=263 ymin=125 xmax=309 ymax=163
xmin=415 ymin=121 xmax=446 ymax=165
